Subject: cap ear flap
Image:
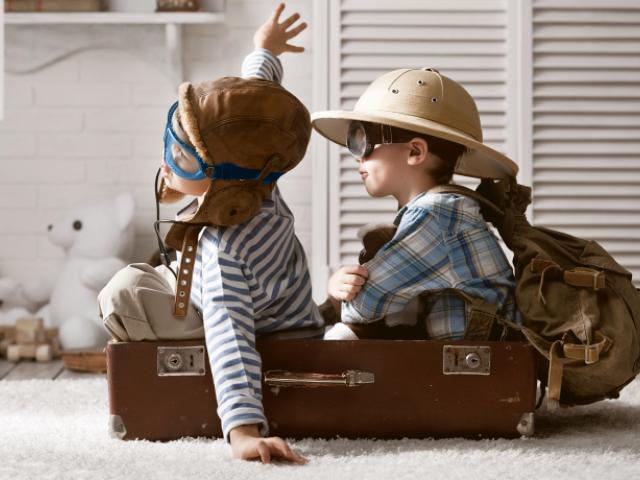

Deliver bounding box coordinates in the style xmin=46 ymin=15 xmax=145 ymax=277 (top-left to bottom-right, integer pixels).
xmin=158 ymin=177 xmax=186 ymax=204
xmin=178 ymin=82 xmax=212 ymax=165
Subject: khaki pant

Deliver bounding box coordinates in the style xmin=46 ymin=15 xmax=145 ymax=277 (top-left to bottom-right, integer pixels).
xmin=98 ymin=263 xmax=204 ymax=342
xmin=99 ymin=263 xmax=326 ymax=342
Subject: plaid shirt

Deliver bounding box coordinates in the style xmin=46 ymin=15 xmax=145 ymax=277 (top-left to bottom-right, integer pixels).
xmin=341 ymin=191 xmax=516 ymax=340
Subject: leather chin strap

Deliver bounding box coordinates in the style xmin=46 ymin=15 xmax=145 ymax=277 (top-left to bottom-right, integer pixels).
xmin=173 ymin=226 xmax=201 ymax=318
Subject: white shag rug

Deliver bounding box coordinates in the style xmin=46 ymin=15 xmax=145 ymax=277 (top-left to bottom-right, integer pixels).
xmin=2 ymin=378 xmax=640 ymax=480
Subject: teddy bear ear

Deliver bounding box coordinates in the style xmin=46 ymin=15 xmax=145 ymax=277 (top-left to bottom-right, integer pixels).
xmin=115 ymin=193 xmax=135 ymax=230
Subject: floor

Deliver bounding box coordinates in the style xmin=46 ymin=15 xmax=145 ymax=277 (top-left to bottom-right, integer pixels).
xmin=0 ymin=358 xmax=106 ymax=381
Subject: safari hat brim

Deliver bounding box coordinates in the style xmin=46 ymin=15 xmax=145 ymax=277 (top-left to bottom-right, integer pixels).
xmin=311 ymin=109 xmax=518 ymax=179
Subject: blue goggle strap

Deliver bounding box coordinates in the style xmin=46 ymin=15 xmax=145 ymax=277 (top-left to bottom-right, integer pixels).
xmin=163 ymin=101 xmax=284 ymax=185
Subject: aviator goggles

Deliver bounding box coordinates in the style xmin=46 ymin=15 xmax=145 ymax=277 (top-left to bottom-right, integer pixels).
xmin=346 ymin=120 xmax=420 ymax=159
xmin=163 ymin=101 xmax=284 ymax=184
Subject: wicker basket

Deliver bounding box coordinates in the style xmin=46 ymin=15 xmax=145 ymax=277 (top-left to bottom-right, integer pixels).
xmin=61 ymin=348 xmax=107 ymax=373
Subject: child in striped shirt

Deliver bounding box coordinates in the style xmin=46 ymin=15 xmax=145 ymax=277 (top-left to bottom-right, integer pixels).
xmin=99 ymin=4 xmax=319 ymax=465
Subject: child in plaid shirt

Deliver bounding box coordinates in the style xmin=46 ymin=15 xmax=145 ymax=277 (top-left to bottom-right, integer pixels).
xmin=312 ymin=68 xmax=519 ymax=340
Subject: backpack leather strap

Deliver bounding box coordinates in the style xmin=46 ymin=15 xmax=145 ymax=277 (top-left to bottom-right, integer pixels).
xmin=531 ymin=259 xmax=606 ymax=291
xmin=564 ymin=267 xmax=606 ymax=291
xmin=547 ymin=340 xmax=566 ymax=410
xmin=429 ymin=183 xmax=504 ymax=219
xmin=425 ymin=289 xmax=501 ymax=341
xmin=562 ymin=331 xmax=612 ymax=364
xmin=463 ymin=295 xmax=500 ymax=341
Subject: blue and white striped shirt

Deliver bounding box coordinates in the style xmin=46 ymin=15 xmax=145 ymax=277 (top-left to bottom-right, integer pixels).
xmin=185 ymin=49 xmax=322 ymax=440
xmin=341 ymin=191 xmax=516 ymax=339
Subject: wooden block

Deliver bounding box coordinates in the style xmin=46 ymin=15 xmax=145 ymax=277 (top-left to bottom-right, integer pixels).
xmin=16 ymin=317 xmax=45 ymax=344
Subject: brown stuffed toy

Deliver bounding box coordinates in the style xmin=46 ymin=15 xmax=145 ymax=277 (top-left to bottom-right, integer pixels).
xmin=340 ymin=224 xmax=428 ymax=340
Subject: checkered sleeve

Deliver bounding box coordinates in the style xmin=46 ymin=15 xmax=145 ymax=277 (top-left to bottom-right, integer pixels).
xmin=341 ymin=207 xmax=454 ymax=323
xmin=241 ymin=48 xmax=283 ymax=83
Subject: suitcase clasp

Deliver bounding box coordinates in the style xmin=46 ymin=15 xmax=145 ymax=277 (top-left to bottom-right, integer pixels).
xmin=443 ymin=345 xmax=491 ymax=375
xmin=157 ymin=346 xmax=206 ymax=376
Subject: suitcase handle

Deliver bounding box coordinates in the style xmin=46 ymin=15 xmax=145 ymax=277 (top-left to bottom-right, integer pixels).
xmin=264 ymin=369 xmax=375 ymax=388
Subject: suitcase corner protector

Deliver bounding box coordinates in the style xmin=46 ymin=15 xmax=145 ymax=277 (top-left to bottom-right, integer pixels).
xmin=517 ymin=412 xmax=535 ymax=437
xmin=109 ymin=414 xmax=127 ymax=440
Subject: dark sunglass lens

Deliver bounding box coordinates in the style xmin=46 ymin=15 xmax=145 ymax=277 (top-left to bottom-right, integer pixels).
xmin=347 ymin=122 xmax=367 ymax=157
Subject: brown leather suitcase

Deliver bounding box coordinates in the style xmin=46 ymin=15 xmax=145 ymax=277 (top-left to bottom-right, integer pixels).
xmin=107 ymin=339 xmax=537 ymax=441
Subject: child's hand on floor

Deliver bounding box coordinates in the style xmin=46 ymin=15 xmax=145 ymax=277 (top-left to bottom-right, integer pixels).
xmin=253 ymin=3 xmax=307 ymax=56
xmin=230 ymin=424 xmax=307 ymax=465
xmin=328 ymin=265 xmax=369 ymax=303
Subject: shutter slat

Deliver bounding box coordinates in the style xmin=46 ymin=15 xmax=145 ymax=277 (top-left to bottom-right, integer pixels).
xmin=534 ymin=25 xmax=640 ymax=39
xmin=341 ymin=26 xmax=505 ymax=41
xmin=342 ymin=69 xmax=507 ymax=83
xmin=534 ymin=10 xmax=640 ymax=23
xmin=533 ymin=100 xmax=640 ymax=112
xmin=342 ymin=40 xmax=506 ymax=55
xmin=535 ymin=184 xmax=640 ymax=196
xmin=341 ymin=55 xmax=505 ymax=70
xmin=535 ymin=0 xmax=640 ymax=8
xmin=342 ymin=12 xmax=506 ymax=26
xmin=534 ymin=170 xmax=640 ymax=182
xmin=534 ymin=54 xmax=640 ymax=69
xmin=342 ymin=0 xmax=505 ymax=11
xmin=535 ymin=198 xmax=640 ymax=210
xmin=534 ymin=157 xmax=640 ymax=168
xmin=533 ymin=114 xmax=640 ymax=127
xmin=534 ymin=84 xmax=640 ymax=98
xmin=534 ymin=40 xmax=640 ymax=53
xmin=535 ymin=212 xmax=640 ymax=224
xmin=534 ymin=69 xmax=640 ymax=83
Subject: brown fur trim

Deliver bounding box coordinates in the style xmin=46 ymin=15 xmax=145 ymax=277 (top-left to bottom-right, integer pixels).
xmin=177 ymin=82 xmax=213 ymax=165
xmin=158 ymin=177 xmax=186 ymax=204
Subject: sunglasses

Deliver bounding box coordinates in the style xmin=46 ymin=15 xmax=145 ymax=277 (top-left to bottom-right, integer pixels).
xmin=346 ymin=121 xmax=418 ymax=159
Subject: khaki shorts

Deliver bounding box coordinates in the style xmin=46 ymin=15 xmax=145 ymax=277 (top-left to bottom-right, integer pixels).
xmin=98 ymin=263 xmax=204 ymax=342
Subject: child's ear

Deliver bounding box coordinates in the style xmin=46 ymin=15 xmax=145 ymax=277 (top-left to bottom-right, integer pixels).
xmin=407 ymin=137 xmax=428 ymax=166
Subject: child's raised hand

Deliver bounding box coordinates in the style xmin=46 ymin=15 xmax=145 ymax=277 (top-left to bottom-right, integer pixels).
xmin=328 ymin=265 xmax=369 ymax=302
xmin=253 ymin=3 xmax=307 ymax=56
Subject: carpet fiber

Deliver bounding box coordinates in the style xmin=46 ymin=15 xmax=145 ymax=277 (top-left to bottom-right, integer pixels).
xmin=2 ymin=378 xmax=639 ymax=479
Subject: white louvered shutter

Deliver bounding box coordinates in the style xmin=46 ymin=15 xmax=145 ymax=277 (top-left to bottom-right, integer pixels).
xmin=531 ymin=0 xmax=640 ymax=283
xmin=329 ymin=0 xmax=511 ymax=268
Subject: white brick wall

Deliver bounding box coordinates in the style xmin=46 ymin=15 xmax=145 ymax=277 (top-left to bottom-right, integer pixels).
xmin=0 ymin=0 xmax=315 ymax=284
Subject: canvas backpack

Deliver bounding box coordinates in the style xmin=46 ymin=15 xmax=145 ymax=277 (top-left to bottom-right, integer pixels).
xmin=432 ymin=179 xmax=640 ymax=409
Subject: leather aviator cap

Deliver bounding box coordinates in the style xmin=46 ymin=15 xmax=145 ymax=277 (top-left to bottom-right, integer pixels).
xmin=161 ymin=76 xmax=311 ymax=250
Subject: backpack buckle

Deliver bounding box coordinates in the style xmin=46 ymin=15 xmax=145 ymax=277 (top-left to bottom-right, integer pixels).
xmin=584 ymin=344 xmax=599 ymax=365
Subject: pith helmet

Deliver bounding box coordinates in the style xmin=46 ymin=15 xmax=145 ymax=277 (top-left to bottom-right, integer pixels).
xmin=311 ymin=68 xmax=517 ymax=179
xmin=162 ymin=76 xmax=311 ymax=251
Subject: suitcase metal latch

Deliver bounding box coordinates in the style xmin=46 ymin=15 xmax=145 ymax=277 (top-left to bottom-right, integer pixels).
xmin=157 ymin=346 xmax=206 ymax=377
xmin=443 ymin=345 xmax=491 ymax=376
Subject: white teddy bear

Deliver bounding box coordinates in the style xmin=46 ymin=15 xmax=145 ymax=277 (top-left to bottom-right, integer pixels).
xmin=2 ymin=194 xmax=135 ymax=350
xmin=0 ymin=277 xmax=49 ymax=326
